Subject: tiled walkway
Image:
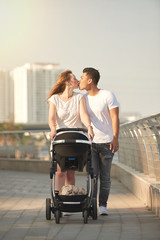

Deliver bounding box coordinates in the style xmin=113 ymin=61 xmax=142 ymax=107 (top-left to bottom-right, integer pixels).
xmin=0 ymin=170 xmax=160 ymax=240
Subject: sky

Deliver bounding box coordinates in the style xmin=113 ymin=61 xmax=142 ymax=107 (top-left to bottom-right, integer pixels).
xmin=0 ymin=0 xmax=160 ymax=118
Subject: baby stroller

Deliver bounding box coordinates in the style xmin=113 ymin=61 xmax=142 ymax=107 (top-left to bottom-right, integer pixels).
xmin=46 ymin=128 xmax=97 ymax=224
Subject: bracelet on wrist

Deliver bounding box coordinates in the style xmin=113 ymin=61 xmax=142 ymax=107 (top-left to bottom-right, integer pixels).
xmin=87 ymin=125 xmax=93 ymax=129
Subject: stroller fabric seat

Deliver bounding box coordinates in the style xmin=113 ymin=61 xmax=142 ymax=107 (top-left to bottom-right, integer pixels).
xmin=53 ymin=131 xmax=90 ymax=171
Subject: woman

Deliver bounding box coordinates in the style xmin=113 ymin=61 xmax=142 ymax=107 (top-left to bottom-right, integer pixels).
xmin=48 ymin=70 xmax=94 ymax=192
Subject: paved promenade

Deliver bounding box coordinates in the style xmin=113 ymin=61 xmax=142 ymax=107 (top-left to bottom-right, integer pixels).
xmin=0 ymin=170 xmax=160 ymax=240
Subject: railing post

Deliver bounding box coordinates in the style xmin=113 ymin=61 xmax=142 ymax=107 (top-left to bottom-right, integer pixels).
xmin=134 ymin=124 xmax=148 ymax=174
xmin=147 ymin=119 xmax=160 ymax=181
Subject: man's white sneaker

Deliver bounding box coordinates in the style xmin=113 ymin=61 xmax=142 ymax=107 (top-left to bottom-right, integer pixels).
xmin=99 ymin=206 xmax=109 ymax=216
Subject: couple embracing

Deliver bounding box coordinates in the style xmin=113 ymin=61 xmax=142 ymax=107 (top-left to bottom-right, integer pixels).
xmin=48 ymin=67 xmax=119 ymax=216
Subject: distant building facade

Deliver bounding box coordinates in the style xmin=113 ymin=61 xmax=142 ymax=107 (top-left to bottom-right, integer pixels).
xmin=12 ymin=63 xmax=63 ymax=124
xmin=0 ymin=69 xmax=14 ymax=122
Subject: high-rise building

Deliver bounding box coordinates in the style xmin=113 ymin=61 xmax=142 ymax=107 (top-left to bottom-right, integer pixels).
xmin=0 ymin=69 xmax=14 ymax=122
xmin=12 ymin=63 xmax=63 ymax=124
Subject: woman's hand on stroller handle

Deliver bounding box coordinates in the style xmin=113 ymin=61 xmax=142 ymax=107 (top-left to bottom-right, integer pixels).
xmin=87 ymin=125 xmax=94 ymax=141
xmin=49 ymin=128 xmax=57 ymax=140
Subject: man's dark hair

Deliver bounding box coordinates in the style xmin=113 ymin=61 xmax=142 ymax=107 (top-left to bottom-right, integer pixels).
xmin=83 ymin=67 xmax=100 ymax=85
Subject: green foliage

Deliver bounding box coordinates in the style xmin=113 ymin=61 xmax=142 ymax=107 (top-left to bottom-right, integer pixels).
xmin=0 ymin=122 xmax=24 ymax=131
xmin=0 ymin=122 xmax=24 ymax=145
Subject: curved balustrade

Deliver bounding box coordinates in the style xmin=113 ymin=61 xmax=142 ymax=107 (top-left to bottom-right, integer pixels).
xmin=118 ymin=113 xmax=160 ymax=181
xmin=0 ymin=130 xmax=50 ymax=160
xmin=1 ymin=113 xmax=160 ymax=182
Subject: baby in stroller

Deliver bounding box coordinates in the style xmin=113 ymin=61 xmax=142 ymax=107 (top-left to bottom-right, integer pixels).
xmin=46 ymin=128 xmax=97 ymax=224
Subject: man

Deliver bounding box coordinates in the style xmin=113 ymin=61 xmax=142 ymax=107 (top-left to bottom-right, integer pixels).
xmin=79 ymin=67 xmax=119 ymax=215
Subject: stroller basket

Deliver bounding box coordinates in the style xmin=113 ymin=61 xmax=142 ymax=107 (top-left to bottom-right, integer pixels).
xmin=56 ymin=195 xmax=88 ymax=213
xmin=58 ymin=195 xmax=87 ymax=202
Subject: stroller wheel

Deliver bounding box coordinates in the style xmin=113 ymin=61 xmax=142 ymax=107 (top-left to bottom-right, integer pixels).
xmin=55 ymin=210 xmax=60 ymax=224
xmin=83 ymin=210 xmax=88 ymax=224
xmin=92 ymin=198 xmax=97 ymax=220
xmin=46 ymin=198 xmax=51 ymax=220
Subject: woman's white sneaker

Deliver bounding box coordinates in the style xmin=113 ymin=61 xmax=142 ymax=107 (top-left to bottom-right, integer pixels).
xmin=99 ymin=206 xmax=108 ymax=215
xmin=63 ymin=212 xmax=72 ymax=216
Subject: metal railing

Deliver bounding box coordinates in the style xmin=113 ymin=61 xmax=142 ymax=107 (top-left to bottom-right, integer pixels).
xmin=1 ymin=113 xmax=160 ymax=182
xmin=118 ymin=113 xmax=160 ymax=182
xmin=0 ymin=130 xmax=50 ymax=160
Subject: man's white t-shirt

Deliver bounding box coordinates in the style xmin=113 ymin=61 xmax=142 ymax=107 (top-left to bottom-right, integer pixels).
xmin=84 ymin=89 xmax=119 ymax=143
xmin=48 ymin=92 xmax=83 ymax=129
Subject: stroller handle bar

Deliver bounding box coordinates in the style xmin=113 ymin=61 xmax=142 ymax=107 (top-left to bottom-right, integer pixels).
xmin=56 ymin=128 xmax=88 ymax=133
xmin=52 ymin=139 xmax=91 ymax=145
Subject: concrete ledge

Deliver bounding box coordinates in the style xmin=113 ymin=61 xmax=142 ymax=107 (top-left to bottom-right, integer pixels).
xmin=0 ymin=158 xmax=86 ymax=175
xmin=0 ymin=158 xmax=51 ymax=173
xmin=111 ymin=162 xmax=160 ymax=217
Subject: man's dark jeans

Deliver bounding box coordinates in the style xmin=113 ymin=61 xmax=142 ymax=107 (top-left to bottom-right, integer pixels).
xmin=92 ymin=143 xmax=114 ymax=207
